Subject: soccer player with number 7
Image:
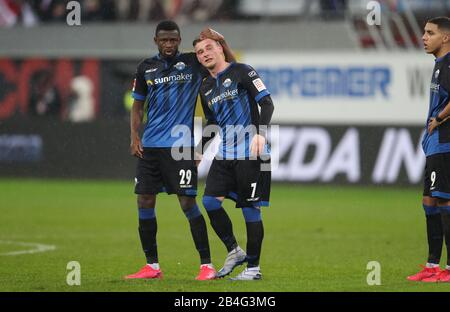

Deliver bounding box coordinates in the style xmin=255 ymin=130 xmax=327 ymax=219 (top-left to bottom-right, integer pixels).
xmin=194 ymin=35 xmax=274 ymax=280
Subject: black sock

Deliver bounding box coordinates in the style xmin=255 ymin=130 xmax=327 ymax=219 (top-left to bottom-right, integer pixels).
xmin=245 ymin=221 xmax=264 ymax=268
xmin=440 ymin=208 xmax=450 ymax=266
xmin=188 ymin=214 xmax=211 ymax=264
xmin=426 ymin=212 xmax=443 ymax=264
xmin=207 ymin=208 xmax=238 ymax=252
xmin=138 ymin=218 xmax=158 ymax=264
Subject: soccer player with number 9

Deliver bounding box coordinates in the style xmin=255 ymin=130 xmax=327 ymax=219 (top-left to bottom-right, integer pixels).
xmin=408 ymin=16 xmax=450 ymax=283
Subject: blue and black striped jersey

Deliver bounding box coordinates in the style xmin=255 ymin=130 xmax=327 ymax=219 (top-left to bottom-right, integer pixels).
xmin=200 ymin=63 xmax=271 ymax=159
xmin=422 ymin=52 xmax=450 ymax=156
xmin=132 ymin=52 xmax=207 ymax=147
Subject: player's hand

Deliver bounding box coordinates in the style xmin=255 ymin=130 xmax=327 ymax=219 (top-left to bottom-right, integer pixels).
xmin=199 ymin=27 xmax=225 ymax=43
xmin=428 ymin=117 xmax=440 ymax=134
xmin=130 ymin=136 xmax=144 ymax=158
xmin=195 ymin=152 xmax=203 ymax=167
xmin=250 ymin=134 xmax=266 ymax=157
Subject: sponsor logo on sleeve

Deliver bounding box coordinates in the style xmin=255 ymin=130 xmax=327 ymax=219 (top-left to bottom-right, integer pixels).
xmin=248 ymin=70 xmax=257 ymax=77
xmin=252 ymin=78 xmax=266 ymax=92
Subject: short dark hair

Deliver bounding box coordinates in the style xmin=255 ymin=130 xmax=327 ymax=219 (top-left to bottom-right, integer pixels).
xmin=192 ymin=37 xmax=202 ymax=47
xmin=155 ymin=20 xmax=180 ymax=36
xmin=427 ymin=16 xmax=450 ymax=32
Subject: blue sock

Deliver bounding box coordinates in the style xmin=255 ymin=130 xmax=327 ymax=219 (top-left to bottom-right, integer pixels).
xmin=203 ymin=196 xmax=237 ymax=252
xmin=139 ymin=207 xmax=156 ymax=220
xmin=183 ymin=204 xmax=211 ymax=264
xmin=242 ymin=207 xmax=263 ymax=267
xmin=183 ymin=204 xmax=202 ymax=220
xmin=242 ymin=207 xmax=262 ymax=222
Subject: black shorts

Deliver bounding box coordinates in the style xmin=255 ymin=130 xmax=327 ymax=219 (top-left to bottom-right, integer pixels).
xmin=204 ymin=158 xmax=271 ymax=208
xmin=135 ymin=147 xmax=197 ymax=196
xmin=423 ymin=152 xmax=450 ymax=199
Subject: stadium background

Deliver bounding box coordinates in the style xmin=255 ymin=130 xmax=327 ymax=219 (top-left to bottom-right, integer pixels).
xmin=1 ymin=0 xmax=450 ymax=292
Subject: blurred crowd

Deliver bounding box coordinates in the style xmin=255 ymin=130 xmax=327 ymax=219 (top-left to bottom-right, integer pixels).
xmin=1 ymin=0 xmax=450 ymax=28
xmin=0 ymin=0 xmax=238 ymax=27
xmin=0 ymin=0 xmax=354 ymax=27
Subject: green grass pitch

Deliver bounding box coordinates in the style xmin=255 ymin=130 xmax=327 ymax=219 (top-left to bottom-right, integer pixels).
xmin=0 ymin=178 xmax=449 ymax=292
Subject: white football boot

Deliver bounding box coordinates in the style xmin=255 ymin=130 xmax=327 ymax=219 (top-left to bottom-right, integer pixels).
xmin=230 ymin=266 xmax=262 ymax=281
xmin=216 ymin=246 xmax=247 ymax=278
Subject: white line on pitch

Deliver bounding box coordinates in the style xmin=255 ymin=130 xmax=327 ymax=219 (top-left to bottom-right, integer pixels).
xmin=0 ymin=240 xmax=56 ymax=256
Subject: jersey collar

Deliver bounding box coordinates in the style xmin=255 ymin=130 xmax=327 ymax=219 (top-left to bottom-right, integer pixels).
xmin=155 ymin=51 xmax=181 ymax=61
xmin=215 ymin=62 xmax=235 ymax=80
xmin=435 ymin=51 xmax=450 ymax=63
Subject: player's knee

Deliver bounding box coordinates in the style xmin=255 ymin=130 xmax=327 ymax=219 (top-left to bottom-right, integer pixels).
xmin=183 ymin=203 xmax=202 ymax=220
xmin=439 ymin=204 xmax=450 ymax=214
xmin=423 ymin=196 xmax=437 ymax=207
xmin=178 ymin=196 xmax=196 ymax=212
xmin=202 ymin=196 xmax=222 ymax=212
xmin=437 ymin=198 xmax=450 ymax=208
xmin=242 ymin=207 xmax=262 ymax=222
xmin=138 ymin=195 xmax=156 ymax=209
xmin=423 ymin=204 xmax=440 ymax=216
xmin=138 ymin=207 xmax=156 ymax=220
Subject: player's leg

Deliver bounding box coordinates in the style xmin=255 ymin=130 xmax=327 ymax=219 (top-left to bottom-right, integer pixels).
xmin=203 ymin=160 xmax=246 ymax=277
xmin=177 ymin=195 xmax=216 ymax=280
xmin=203 ymin=195 xmax=246 ymax=278
xmin=228 ymin=206 xmax=264 ymax=281
xmin=203 ymin=195 xmax=238 ymax=252
xmin=242 ymin=207 xmax=264 ymax=270
xmin=427 ymin=152 xmax=450 ymax=282
xmin=424 ymin=196 xmax=443 ymax=266
xmin=203 ymin=160 xmax=239 ymax=252
xmin=137 ymin=195 xmax=158 ymax=264
xmin=160 ymin=147 xmax=215 ymax=279
xmin=408 ymin=155 xmax=442 ymax=281
xmin=230 ymin=159 xmax=270 ymax=281
xmin=177 ymin=195 xmax=210 ymax=265
xmin=436 ymin=199 xmax=450 ymax=282
xmin=126 ymin=149 xmax=163 ymax=279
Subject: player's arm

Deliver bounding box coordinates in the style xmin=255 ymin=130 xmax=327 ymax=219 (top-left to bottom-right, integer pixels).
xmin=239 ymin=65 xmax=274 ymax=156
xmin=199 ymin=27 xmax=236 ymax=63
xmin=428 ymin=100 xmax=450 ymax=134
xmin=130 ymin=66 xmax=148 ymax=158
xmin=429 ymin=68 xmax=450 ymax=134
xmin=249 ymin=95 xmax=274 ymax=157
xmin=130 ymin=99 xmax=144 ymax=158
xmin=257 ymin=95 xmax=275 ymax=138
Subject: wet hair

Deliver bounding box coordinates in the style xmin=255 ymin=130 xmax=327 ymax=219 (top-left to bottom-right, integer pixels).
xmin=155 ymin=20 xmax=180 ymax=37
xmin=427 ymin=16 xmax=450 ymax=32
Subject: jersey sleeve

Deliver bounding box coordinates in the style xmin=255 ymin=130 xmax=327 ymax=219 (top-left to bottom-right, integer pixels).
xmin=131 ymin=63 xmax=147 ymax=101
xmin=238 ymin=64 xmax=270 ymax=103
